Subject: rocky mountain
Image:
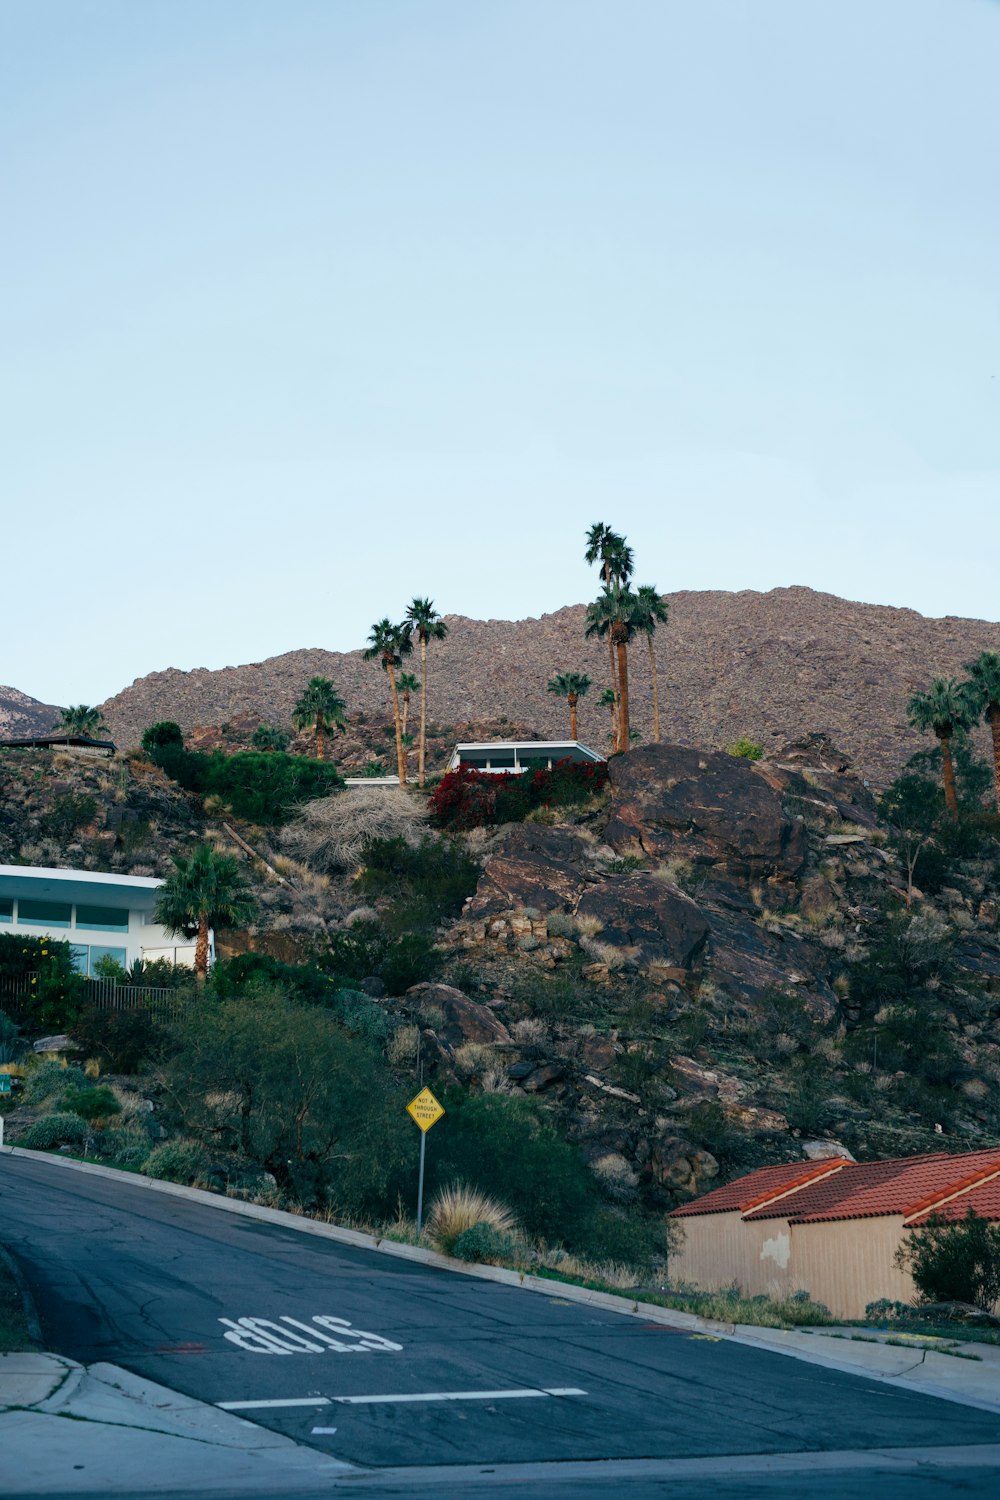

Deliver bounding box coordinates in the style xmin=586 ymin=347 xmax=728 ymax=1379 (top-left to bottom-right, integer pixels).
xmin=97 ymin=588 xmax=1000 ymax=783
xmin=0 ymin=686 xmax=59 ymax=740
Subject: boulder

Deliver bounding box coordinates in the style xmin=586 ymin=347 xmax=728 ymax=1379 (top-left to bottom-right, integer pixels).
xmin=465 ymin=824 xmax=588 ymax=917
xmin=801 ymin=1138 xmax=855 ymax=1162
xmin=576 ymin=875 xmax=709 ymax=971
xmin=604 ymin=744 xmax=807 ymax=878
xmin=32 ymin=1034 xmax=81 ymax=1055
xmin=405 ymin=983 xmax=511 ymax=1046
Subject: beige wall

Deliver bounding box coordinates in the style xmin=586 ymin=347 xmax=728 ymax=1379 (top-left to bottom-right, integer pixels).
xmin=670 ymin=1211 xmax=917 ymax=1320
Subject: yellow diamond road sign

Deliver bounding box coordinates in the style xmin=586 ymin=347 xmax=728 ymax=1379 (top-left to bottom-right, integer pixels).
xmin=407 ymin=1087 xmax=444 ymax=1133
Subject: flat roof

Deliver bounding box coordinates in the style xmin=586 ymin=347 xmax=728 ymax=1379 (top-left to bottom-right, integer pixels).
xmin=453 ymin=740 xmax=603 ymax=757
xmin=0 ymin=863 xmax=163 ymax=911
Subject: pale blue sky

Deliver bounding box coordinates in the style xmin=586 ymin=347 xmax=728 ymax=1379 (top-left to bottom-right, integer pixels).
xmin=3 ymin=1 xmax=999 ymax=705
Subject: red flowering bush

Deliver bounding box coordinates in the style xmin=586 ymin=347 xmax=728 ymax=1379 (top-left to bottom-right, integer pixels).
xmin=429 ymin=759 xmax=608 ymax=831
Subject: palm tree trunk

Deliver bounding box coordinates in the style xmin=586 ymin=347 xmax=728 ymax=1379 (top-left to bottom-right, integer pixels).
xmin=989 ymin=702 xmax=1000 ymax=813
xmin=646 ymin=631 xmax=661 ymax=743
xmin=195 ymin=914 xmax=209 ymax=980
xmin=616 ymin=636 xmax=630 ymax=752
xmin=569 ymin=695 xmax=578 ymax=741
xmin=418 ymin=634 xmax=428 ymax=789
xmin=939 ymin=730 xmax=958 ymax=814
xmin=386 ymin=661 xmax=407 ymax=785
xmin=401 ymin=695 xmax=410 ymax=738
xmin=315 ymin=716 xmax=326 ymax=762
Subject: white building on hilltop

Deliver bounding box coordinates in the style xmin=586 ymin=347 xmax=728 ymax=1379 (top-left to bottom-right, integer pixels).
xmin=446 ymin=740 xmax=605 ymax=774
xmin=0 ymin=865 xmax=199 ymax=974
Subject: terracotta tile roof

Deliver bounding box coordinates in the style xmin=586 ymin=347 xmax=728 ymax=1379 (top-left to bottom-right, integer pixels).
xmin=906 ymin=1166 xmax=1000 ymax=1226
xmin=668 ymin=1159 xmax=848 ymax=1217
xmin=739 ymin=1149 xmax=1000 ymax=1225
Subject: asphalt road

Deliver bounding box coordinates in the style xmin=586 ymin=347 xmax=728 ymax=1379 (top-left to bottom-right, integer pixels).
xmin=3 ymin=1154 xmax=1000 ymax=1496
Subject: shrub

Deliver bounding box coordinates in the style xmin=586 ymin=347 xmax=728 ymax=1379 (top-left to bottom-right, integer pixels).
xmin=145 ymin=1139 xmax=210 ymax=1184
xmin=357 ymin=837 xmax=478 ymax=928
xmin=96 ymin=1126 xmax=150 ymax=1170
xmin=317 ymin=923 xmax=438 ymax=995
xmin=283 ymin=788 xmax=427 ymax=871
xmin=0 ymin=1010 xmax=20 ymax=1067
xmin=895 ymin=1210 xmax=1000 ymax=1312
xmin=61 ymin=1085 xmax=121 ymax=1123
xmin=251 ymin=723 xmax=291 ymax=752
xmin=141 ymin=721 xmax=184 ymax=757
xmin=146 ymin=736 xmax=344 ymax=824
xmin=452 ymin=1222 xmax=519 ymax=1264
xmin=24 ymin=1061 xmax=87 ymax=1105
xmin=331 ymin=990 xmax=390 ymax=1047
xmin=69 ymin=1006 xmax=162 ymax=1074
xmin=425 ymin=1183 xmax=518 ymax=1255
xmin=18 ymin=1112 xmax=89 ymax=1149
xmin=727 ymin=738 xmax=764 ymax=761
xmin=0 ymin=934 xmax=88 ymax=1030
xmin=429 ymin=759 xmax=609 ymax=831
xmin=40 ymin=792 xmax=97 ymax=839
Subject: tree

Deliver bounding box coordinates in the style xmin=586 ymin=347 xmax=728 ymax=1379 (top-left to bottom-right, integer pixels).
xmin=584 ymin=525 xmax=633 ymax=736
xmin=547 ymin=671 xmax=591 ymax=740
xmin=586 ymin=584 xmax=640 ymax=752
xmin=907 ymin=678 xmax=978 ymax=815
xmin=633 ymin=585 xmax=669 ymax=742
xmin=292 ymin=677 xmax=346 ymax=762
xmin=251 ymin=723 xmax=291 ymax=753
xmin=598 ymin=686 xmax=618 ymax=745
xmin=965 ymin=650 xmax=1000 ymax=812
xmin=878 ymin=772 xmax=943 ymax=908
xmin=154 ymin=844 xmax=256 ymax=979
xmin=405 ymin=598 xmax=448 ymax=788
xmin=895 ymin=1209 xmax=1000 ymax=1312
xmin=364 ymin=620 xmax=413 ymax=785
xmin=397 ymin=672 xmax=420 ymax=739
xmin=58 ymin=705 xmax=106 ymax=738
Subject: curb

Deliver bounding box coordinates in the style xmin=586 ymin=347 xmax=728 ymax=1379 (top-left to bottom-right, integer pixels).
xmin=6 ymin=1145 xmax=999 ymax=1415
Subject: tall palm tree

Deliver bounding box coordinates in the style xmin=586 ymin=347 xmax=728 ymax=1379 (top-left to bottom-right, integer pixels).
xmin=58 ymin=705 xmax=107 ymax=738
xmin=292 ymin=677 xmax=346 ymax=762
xmin=547 ymin=671 xmax=591 ymax=741
xmin=633 ymin=585 xmax=669 ymax=743
xmin=966 ymin=650 xmax=1000 ymax=811
xmin=397 ymin=671 xmax=420 ymax=739
xmin=586 ymin=584 xmax=640 ymax=752
xmin=584 ymin=524 xmax=633 ymax=735
xmin=405 ymin=598 xmax=448 ymax=788
xmin=154 ymin=844 xmax=256 ymax=980
xmin=598 ymin=686 xmax=618 ymax=745
xmin=907 ymin=678 xmax=978 ymax=815
xmin=364 ymin=619 xmax=414 ymax=785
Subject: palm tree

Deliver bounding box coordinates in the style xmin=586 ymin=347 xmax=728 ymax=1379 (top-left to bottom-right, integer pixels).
xmin=292 ymin=677 xmax=346 ymax=762
xmin=154 ymin=844 xmax=256 ymax=980
xmin=633 ymin=585 xmax=669 ymax=743
xmin=966 ymin=651 xmax=1000 ymax=812
xmin=547 ymin=671 xmax=591 ymax=741
xmin=405 ymin=598 xmax=448 ymax=788
xmin=397 ymin=671 xmax=420 ymax=739
xmin=364 ymin=619 xmax=413 ymax=785
xmin=584 ymin=524 xmax=633 ymax=735
xmin=598 ymin=686 xmax=618 ymax=745
xmin=907 ymin=678 xmax=978 ymax=815
xmin=586 ymin=584 xmax=640 ymax=752
xmin=58 ymin=705 xmax=106 ymax=738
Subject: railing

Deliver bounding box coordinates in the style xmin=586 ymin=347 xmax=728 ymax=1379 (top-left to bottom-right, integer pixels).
xmin=0 ymin=973 xmax=191 ymax=1022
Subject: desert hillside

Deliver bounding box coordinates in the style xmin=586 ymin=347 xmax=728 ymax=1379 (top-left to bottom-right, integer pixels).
xmin=94 ymin=587 xmax=1000 ymax=782
xmin=0 ymin=686 xmax=60 ymax=739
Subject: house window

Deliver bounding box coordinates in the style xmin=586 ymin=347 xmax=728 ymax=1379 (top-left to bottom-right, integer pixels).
xmin=88 ymin=945 xmax=127 ymax=974
xmin=76 ymin=904 xmax=129 ymax=933
xmin=0 ymin=899 xmax=12 ymax=924
xmin=488 ymin=755 xmax=516 ymax=770
xmin=69 ymin=944 xmax=89 ymax=975
xmin=17 ymin=899 xmax=72 ymax=928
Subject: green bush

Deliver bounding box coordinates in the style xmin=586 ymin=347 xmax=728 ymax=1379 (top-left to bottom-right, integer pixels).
xmin=452 ymin=1222 xmax=519 ymax=1264
xmin=0 ymin=1010 xmax=20 ymax=1066
xmin=331 ymin=990 xmax=390 ymax=1047
xmin=96 ymin=1126 xmax=151 ymax=1170
xmin=896 ymin=1210 xmax=1000 ymax=1312
xmin=18 ymin=1113 xmax=89 ymax=1149
xmin=39 ymin=792 xmax=97 ymax=839
xmin=727 ymin=738 xmax=764 ymax=761
xmin=251 ymin=724 xmax=291 ymax=753
xmin=69 ymin=1006 xmax=163 ymax=1074
xmin=145 ymin=1139 xmax=210 ymax=1184
xmin=146 ymin=735 xmax=344 ymax=824
xmin=141 ymin=721 xmax=184 ymax=757
xmin=212 ymin=953 xmax=336 ymax=1005
xmin=62 ymin=1085 xmax=121 ymax=1123
xmin=357 ymin=837 xmax=479 ymax=928
xmin=0 ymin=934 xmax=88 ymax=1030
xmin=318 ymin=923 xmax=439 ymax=995
xmin=24 ymin=1061 xmax=87 ymax=1106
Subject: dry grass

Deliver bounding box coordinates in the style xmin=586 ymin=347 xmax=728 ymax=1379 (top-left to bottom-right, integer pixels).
xmin=425 ymin=1183 xmax=518 ymax=1255
xmin=283 ymin=788 xmax=427 ymax=872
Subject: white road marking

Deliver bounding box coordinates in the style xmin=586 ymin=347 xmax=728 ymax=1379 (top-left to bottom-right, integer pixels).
xmin=329 ymin=1387 xmax=587 ymax=1404
xmin=219 ymin=1315 xmax=403 ymax=1354
xmin=311 ymin=1427 xmax=339 ymax=1435
xmin=218 ymin=1396 xmax=332 ymax=1410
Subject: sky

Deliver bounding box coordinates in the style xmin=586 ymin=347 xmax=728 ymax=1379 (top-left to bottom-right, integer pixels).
xmin=2 ymin=0 xmax=999 ymax=706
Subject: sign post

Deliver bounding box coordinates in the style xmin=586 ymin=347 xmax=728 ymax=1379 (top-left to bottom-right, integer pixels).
xmin=406 ymin=1086 xmax=444 ymax=1235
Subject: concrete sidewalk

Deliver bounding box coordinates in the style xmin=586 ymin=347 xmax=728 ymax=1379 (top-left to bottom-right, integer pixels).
xmin=0 ymin=1353 xmax=352 ymax=1495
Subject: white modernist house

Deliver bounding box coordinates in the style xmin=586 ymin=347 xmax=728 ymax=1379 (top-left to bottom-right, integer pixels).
xmin=0 ymin=864 xmax=200 ymax=974
xmin=446 ymin=740 xmax=605 ymax=774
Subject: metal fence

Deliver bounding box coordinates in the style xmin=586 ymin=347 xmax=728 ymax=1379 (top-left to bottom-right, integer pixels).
xmin=0 ymin=973 xmax=190 ymax=1023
